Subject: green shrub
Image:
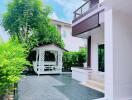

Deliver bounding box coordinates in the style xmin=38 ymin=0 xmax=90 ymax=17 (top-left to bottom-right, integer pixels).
xmin=63 ymin=48 xmax=87 ymax=71
xmin=0 ymin=37 xmax=30 ymax=94
xmin=0 ymin=36 xmax=4 ymax=44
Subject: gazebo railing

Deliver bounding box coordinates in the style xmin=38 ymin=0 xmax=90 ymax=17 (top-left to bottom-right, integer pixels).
xmin=33 ymin=61 xmax=61 ymax=74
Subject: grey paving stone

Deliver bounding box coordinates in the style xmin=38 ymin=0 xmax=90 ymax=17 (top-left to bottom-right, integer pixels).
xmin=18 ymin=74 xmax=104 ymax=100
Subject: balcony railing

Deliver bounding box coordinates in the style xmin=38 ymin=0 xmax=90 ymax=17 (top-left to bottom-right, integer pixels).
xmin=73 ymin=0 xmax=99 ymax=20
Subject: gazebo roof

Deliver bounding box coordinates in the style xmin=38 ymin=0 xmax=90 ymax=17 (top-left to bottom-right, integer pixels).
xmin=33 ymin=44 xmax=68 ymax=52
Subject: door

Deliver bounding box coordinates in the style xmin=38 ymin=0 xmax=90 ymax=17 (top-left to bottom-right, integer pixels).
xmin=98 ymin=44 xmax=105 ymax=72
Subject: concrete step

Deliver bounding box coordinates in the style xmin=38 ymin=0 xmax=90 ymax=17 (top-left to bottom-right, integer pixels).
xmin=82 ymin=80 xmax=104 ymax=93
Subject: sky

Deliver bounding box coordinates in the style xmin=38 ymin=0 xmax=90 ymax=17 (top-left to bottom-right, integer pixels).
xmin=43 ymin=0 xmax=84 ymax=22
xmin=0 ymin=0 xmax=84 ymax=41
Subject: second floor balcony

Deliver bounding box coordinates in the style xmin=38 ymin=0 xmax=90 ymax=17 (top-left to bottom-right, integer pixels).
xmin=73 ymin=0 xmax=99 ymax=22
xmin=72 ymin=0 xmax=104 ymax=37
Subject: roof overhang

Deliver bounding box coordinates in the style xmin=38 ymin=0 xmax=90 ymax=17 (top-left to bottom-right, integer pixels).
xmin=51 ymin=19 xmax=71 ymax=27
xmin=33 ymin=44 xmax=68 ymax=52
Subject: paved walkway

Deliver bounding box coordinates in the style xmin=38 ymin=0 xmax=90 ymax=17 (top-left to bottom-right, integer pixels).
xmin=18 ymin=74 xmax=104 ymax=100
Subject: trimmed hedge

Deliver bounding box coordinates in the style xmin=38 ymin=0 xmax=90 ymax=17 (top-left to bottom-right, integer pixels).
xmin=63 ymin=48 xmax=87 ymax=72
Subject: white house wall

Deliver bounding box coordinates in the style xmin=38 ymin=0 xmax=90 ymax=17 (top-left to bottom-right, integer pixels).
xmin=113 ymin=10 xmax=132 ymax=100
xmin=104 ymin=8 xmax=132 ymax=100
xmin=99 ymin=0 xmax=104 ymax=4
xmin=91 ymin=25 xmax=104 ymax=83
xmin=61 ymin=25 xmax=86 ymax=51
xmin=99 ymin=11 xmax=104 ymax=24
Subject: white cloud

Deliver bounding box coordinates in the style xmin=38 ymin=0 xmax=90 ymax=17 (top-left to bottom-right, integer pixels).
xmin=49 ymin=12 xmax=59 ymax=20
xmin=54 ymin=0 xmax=84 ymax=21
xmin=0 ymin=26 xmax=9 ymax=42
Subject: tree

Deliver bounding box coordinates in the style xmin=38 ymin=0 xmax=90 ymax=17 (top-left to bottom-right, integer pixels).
xmin=2 ymin=0 xmax=64 ymax=49
xmin=0 ymin=37 xmax=30 ymax=94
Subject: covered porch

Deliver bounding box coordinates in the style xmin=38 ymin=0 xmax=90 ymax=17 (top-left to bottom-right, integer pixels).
xmin=72 ymin=0 xmax=132 ymax=99
xmin=71 ymin=23 xmax=105 ymax=93
xmin=72 ymin=0 xmax=105 ymax=93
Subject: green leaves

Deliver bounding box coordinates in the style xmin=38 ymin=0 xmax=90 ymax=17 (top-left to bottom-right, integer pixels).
xmin=0 ymin=37 xmax=30 ymax=94
xmin=1 ymin=1 xmax=65 ymax=93
xmin=63 ymin=48 xmax=87 ymax=71
xmin=2 ymin=0 xmax=64 ymax=50
xmin=3 ymin=0 xmax=45 ymax=35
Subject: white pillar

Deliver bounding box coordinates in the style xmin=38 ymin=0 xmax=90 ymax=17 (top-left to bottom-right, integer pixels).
xmin=36 ymin=50 xmax=39 ymax=70
xmin=104 ymin=8 xmax=132 ymax=100
xmin=58 ymin=51 xmax=62 ymax=73
xmin=104 ymin=8 xmax=114 ymax=100
xmin=43 ymin=50 xmax=45 ymax=68
xmin=55 ymin=51 xmax=58 ymax=66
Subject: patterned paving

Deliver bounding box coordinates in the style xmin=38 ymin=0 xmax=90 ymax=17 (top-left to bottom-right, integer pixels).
xmin=18 ymin=74 xmax=104 ymax=100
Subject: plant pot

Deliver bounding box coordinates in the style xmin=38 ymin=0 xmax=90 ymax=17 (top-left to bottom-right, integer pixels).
xmin=0 ymin=94 xmax=14 ymax=100
xmin=0 ymin=94 xmax=5 ymax=100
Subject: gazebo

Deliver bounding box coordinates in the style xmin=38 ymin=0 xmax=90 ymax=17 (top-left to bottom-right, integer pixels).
xmin=32 ymin=44 xmax=67 ymax=75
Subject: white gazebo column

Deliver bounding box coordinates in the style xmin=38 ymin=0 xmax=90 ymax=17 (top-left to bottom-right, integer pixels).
xmin=58 ymin=51 xmax=62 ymax=73
xmin=38 ymin=49 xmax=45 ymax=75
xmin=38 ymin=49 xmax=41 ymax=75
xmin=43 ymin=50 xmax=45 ymax=69
xmin=104 ymin=8 xmax=132 ymax=100
xmin=54 ymin=51 xmax=58 ymax=66
xmin=35 ymin=49 xmax=39 ymax=72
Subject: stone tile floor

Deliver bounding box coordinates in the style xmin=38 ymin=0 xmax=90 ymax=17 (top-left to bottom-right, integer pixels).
xmin=18 ymin=74 xmax=104 ymax=100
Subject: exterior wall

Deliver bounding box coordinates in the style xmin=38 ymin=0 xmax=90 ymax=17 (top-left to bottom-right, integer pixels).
xmin=113 ymin=10 xmax=132 ymax=100
xmin=91 ymin=26 xmax=104 ymax=83
xmin=99 ymin=0 xmax=104 ymax=3
xmin=60 ymin=25 xmax=86 ymax=51
xmin=105 ymin=8 xmax=132 ymax=100
xmin=99 ymin=11 xmax=104 ymax=24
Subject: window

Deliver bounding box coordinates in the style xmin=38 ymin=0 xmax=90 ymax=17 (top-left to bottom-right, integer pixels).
xmin=98 ymin=44 xmax=105 ymax=72
xmin=62 ymin=30 xmax=67 ymax=38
